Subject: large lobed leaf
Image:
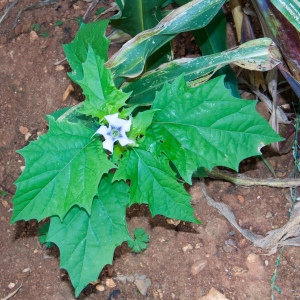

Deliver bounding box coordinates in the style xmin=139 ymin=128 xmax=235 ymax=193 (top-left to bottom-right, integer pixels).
xmin=114 ymin=148 xmax=199 ymax=223
xmin=146 ymin=76 xmax=284 ymax=184
xmin=11 ymin=116 xmax=115 ymax=223
xmin=63 ymin=20 xmax=110 ymax=83
xmin=47 ymin=175 xmax=131 ymax=297
xmin=77 ymin=45 xmax=130 ymax=119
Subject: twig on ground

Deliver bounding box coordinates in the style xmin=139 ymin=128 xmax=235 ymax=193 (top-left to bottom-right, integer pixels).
xmin=12 ymin=0 xmax=58 ymax=29
xmin=0 ymin=0 xmax=18 ymax=26
xmin=1 ymin=280 xmax=23 ymax=300
xmin=206 ymin=167 xmax=300 ymax=188
xmin=0 ymin=183 xmax=14 ymax=195
xmin=54 ymin=57 xmax=66 ymax=65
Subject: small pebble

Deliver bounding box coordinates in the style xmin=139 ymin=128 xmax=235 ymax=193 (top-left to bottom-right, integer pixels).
xmin=2 ymin=200 xmax=9 ymax=208
xmin=22 ymin=268 xmax=31 ymax=273
xmin=238 ymin=238 xmax=248 ymax=248
xmin=265 ymin=260 xmax=269 ymax=266
xmin=25 ymin=132 xmax=32 ymax=141
xmin=195 ymin=243 xmax=202 ymax=249
xmin=135 ymin=279 xmax=151 ymax=296
xmin=232 ymin=266 xmax=247 ymax=275
xmin=105 ymin=278 xmax=116 ymax=288
xmin=96 ymin=284 xmax=105 ymax=292
xmin=266 ymin=212 xmax=273 ymax=218
xmin=30 ymin=31 xmax=39 ymax=43
xmin=114 ymin=275 xmax=127 ymax=284
xmin=19 ymin=126 xmax=28 ymax=134
xmin=199 ymin=287 xmax=229 ymax=300
xmin=8 ymin=282 xmax=15 ymax=289
xmin=190 ymin=259 xmax=207 ymax=275
xmin=237 ymin=195 xmax=245 ymax=204
xmin=166 ymin=218 xmax=180 ymax=226
xmin=55 ymin=65 xmax=64 ymax=71
xmin=182 ymin=244 xmax=193 ymax=252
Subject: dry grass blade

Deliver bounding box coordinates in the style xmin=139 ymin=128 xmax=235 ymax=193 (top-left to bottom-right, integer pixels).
xmin=0 ymin=0 xmax=18 ymax=26
xmin=83 ymin=0 xmax=99 ymax=22
xmin=1 ymin=280 xmax=23 ymax=300
xmin=201 ymin=180 xmax=300 ymax=254
xmin=239 ymin=77 xmax=290 ymax=124
xmin=229 ymin=0 xmax=243 ymax=42
xmin=266 ymin=67 xmax=280 ymax=151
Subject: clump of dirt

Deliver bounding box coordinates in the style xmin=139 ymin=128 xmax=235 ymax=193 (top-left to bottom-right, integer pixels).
xmin=0 ymin=1 xmax=299 ymax=300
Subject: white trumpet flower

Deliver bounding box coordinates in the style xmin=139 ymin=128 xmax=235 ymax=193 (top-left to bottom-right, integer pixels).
xmin=95 ymin=113 xmax=134 ymax=152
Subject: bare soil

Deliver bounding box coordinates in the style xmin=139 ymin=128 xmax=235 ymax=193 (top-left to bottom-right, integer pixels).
xmin=0 ymin=1 xmax=299 ymax=299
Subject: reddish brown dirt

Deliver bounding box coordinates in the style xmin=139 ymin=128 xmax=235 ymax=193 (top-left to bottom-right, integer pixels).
xmin=1 ymin=1 xmax=300 ymax=300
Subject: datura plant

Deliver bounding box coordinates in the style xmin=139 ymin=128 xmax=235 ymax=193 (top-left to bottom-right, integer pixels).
xmin=11 ymin=0 xmax=283 ymax=296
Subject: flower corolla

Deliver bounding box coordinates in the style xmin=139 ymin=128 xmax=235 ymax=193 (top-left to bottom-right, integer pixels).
xmin=95 ymin=113 xmax=134 ymax=152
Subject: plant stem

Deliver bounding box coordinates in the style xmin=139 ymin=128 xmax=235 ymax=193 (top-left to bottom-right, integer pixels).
xmin=206 ymin=168 xmax=300 ymax=188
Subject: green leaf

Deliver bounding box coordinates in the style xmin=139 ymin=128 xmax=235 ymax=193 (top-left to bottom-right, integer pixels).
xmin=111 ymin=0 xmax=167 ymax=37
xmin=49 ymin=106 xmax=72 ymax=120
xmin=127 ymin=228 xmax=149 ymax=252
xmin=273 ymin=284 xmax=282 ymax=294
xmin=55 ymin=20 xmax=64 ymax=26
xmin=31 ymin=23 xmax=41 ymax=32
xmin=47 ymin=175 xmax=131 ymax=297
xmin=114 ymin=148 xmax=199 ymax=223
xmin=77 ymin=45 xmax=130 ymax=119
xmin=110 ymin=0 xmax=173 ymax=73
xmin=11 ymin=116 xmax=115 ymax=223
xmin=38 ymin=223 xmax=54 ymax=248
xmin=146 ymin=75 xmax=284 ymax=184
xmin=193 ymin=167 xmax=207 ymax=178
xmin=119 ymin=105 xmax=138 ymax=119
xmin=128 ymin=109 xmax=158 ymax=140
xmin=0 ymin=190 xmax=7 ymax=197
xmin=64 ymin=20 xmax=109 ymax=83
xmin=95 ymin=7 xmax=105 ymax=15
xmin=36 ymin=24 xmax=41 ymax=32
xmin=106 ymin=0 xmax=226 ymax=79
xmin=190 ymin=8 xmax=240 ymax=97
xmin=270 ymin=0 xmax=300 ymax=32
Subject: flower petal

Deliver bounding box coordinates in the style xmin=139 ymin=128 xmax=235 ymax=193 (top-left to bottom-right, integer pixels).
xmin=102 ymin=136 xmax=114 ymax=152
xmin=105 ymin=113 xmax=128 ymax=128
xmin=122 ymin=116 xmax=132 ymax=132
xmin=96 ymin=125 xmax=109 ymax=136
xmin=118 ymin=136 xmax=135 ymax=147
